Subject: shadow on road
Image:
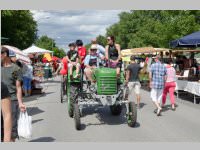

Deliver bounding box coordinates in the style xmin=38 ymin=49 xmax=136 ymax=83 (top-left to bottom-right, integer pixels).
xmin=32 ymin=119 xmax=44 ymax=124
xmin=81 ymin=106 xmax=140 ymax=129
xmin=29 ymin=137 xmax=56 ymax=142
xmin=27 ymin=107 xmax=45 ymax=116
xmin=23 ymin=92 xmax=55 ymax=103
xmin=175 ymin=92 xmax=200 ymax=104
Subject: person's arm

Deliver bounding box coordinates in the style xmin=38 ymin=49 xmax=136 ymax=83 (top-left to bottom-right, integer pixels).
xmin=98 ymin=45 xmax=106 ymax=55
xmin=116 ymin=44 xmax=121 ymax=62
xmin=125 ymin=69 xmax=130 ymax=85
xmin=1 ymin=98 xmax=12 ymax=142
xmin=105 ymin=45 xmax=109 ymax=60
xmin=16 ymin=80 xmax=26 ymax=112
xmin=84 ymin=55 xmax=91 ymax=68
xmin=149 ymin=66 xmax=153 ymax=88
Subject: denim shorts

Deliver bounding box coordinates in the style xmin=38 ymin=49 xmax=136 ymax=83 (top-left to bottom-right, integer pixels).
xmin=23 ymin=76 xmax=32 ymax=90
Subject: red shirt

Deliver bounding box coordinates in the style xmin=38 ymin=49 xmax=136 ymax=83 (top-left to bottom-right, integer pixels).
xmin=78 ymin=46 xmax=86 ymax=63
xmin=78 ymin=46 xmax=87 ymax=69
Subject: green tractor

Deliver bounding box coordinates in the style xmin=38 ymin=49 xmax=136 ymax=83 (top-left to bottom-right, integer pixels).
xmin=66 ymin=66 xmax=137 ymax=130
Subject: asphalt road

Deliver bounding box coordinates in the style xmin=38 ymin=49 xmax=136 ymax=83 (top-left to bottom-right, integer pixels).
xmin=18 ymin=76 xmax=200 ymax=142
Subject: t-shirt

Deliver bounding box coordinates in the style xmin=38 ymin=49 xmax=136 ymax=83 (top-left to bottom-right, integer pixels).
xmin=22 ymin=64 xmax=33 ymax=79
xmin=150 ymin=62 xmax=167 ymax=89
xmin=127 ymin=63 xmax=141 ymax=82
xmin=67 ymin=50 xmax=78 ymax=62
xmin=166 ymin=65 xmax=176 ymax=82
xmin=78 ymin=46 xmax=86 ymax=62
xmin=1 ymin=63 xmax=23 ymax=101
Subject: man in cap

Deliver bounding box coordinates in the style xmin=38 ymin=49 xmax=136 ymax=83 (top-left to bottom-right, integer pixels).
xmin=149 ymin=55 xmax=167 ymax=116
xmin=1 ymin=47 xmax=26 ymax=141
xmin=84 ymin=44 xmax=104 ymax=84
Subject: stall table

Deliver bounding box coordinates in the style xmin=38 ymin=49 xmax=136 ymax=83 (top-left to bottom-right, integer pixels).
xmin=176 ymin=80 xmax=200 ymax=104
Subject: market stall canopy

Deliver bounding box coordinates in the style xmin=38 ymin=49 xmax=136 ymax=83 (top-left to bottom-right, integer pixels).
xmin=121 ymin=47 xmax=169 ymax=56
xmin=170 ymin=31 xmax=200 ymax=48
xmin=2 ymin=45 xmax=31 ymax=64
xmin=23 ymin=45 xmax=53 ymax=55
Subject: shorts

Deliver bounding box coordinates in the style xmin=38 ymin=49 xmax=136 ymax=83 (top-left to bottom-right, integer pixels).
xmin=68 ymin=63 xmax=80 ymax=68
xmin=1 ymin=82 xmax=10 ymax=99
xmin=84 ymin=67 xmax=95 ymax=73
xmin=128 ymin=82 xmax=141 ymax=101
xmin=23 ymin=77 xmax=32 ymax=90
xmin=11 ymin=100 xmax=19 ymax=139
xmin=108 ymin=61 xmax=122 ymax=68
xmin=150 ymin=88 xmax=163 ymax=103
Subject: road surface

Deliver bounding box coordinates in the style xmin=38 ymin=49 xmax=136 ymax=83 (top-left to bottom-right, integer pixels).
xmin=18 ymin=76 xmax=200 ymax=142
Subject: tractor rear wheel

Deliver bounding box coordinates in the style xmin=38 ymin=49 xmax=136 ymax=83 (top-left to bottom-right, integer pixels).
xmin=110 ymin=104 xmax=122 ymax=116
xmin=127 ymin=101 xmax=137 ymax=127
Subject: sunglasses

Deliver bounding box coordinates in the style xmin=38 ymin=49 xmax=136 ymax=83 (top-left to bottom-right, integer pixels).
xmin=107 ymin=39 xmax=111 ymax=41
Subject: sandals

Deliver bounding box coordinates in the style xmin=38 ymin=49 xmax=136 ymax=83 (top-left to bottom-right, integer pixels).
xmin=172 ymin=105 xmax=176 ymax=111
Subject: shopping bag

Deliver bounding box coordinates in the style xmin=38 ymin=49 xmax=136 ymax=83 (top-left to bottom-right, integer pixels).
xmin=17 ymin=111 xmax=32 ymax=139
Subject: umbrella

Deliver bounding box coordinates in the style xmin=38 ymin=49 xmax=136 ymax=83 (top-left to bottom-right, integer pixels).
xmin=2 ymin=45 xmax=31 ymax=64
xmin=170 ymin=31 xmax=200 ymax=48
xmin=52 ymin=56 xmax=59 ymax=61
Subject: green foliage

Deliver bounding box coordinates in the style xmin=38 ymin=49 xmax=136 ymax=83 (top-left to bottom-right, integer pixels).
xmin=96 ymin=35 xmax=107 ymax=46
xmin=35 ymin=35 xmax=66 ymax=58
xmin=1 ymin=10 xmax=37 ymax=49
xmin=106 ymin=10 xmax=200 ymax=49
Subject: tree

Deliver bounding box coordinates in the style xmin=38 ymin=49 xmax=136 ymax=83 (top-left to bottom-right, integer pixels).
xmin=106 ymin=10 xmax=200 ymax=49
xmin=96 ymin=35 xmax=107 ymax=47
xmin=1 ymin=10 xmax=37 ymax=49
xmin=35 ymin=35 xmax=66 ymax=58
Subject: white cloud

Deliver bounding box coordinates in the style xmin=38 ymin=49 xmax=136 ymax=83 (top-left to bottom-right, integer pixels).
xmin=31 ymin=10 xmax=129 ymax=49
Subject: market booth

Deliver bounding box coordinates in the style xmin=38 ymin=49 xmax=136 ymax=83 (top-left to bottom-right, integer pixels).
xmin=170 ymin=31 xmax=200 ymax=104
xmin=121 ymin=47 xmax=169 ymax=86
xmin=23 ymin=45 xmax=54 ymax=94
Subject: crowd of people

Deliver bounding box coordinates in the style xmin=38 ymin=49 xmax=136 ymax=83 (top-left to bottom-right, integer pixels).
xmin=2 ymin=35 xmax=193 ymax=142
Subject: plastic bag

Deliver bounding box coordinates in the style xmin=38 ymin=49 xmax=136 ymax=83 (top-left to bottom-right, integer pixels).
xmin=17 ymin=111 xmax=32 ymax=139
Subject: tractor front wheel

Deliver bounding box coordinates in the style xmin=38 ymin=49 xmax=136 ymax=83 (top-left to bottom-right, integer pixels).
xmin=127 ymin=101 xmax=137 ymax=127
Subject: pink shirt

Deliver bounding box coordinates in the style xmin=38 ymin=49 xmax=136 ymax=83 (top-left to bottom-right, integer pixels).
xmin=166 ymin=65 xmax=176 ymax=82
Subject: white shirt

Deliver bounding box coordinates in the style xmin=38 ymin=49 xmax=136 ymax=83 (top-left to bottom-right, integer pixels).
xmin=96 ymin=44 xmax=105 ymax=55
xmin=23 ymin=64 xmax=33 ymax=79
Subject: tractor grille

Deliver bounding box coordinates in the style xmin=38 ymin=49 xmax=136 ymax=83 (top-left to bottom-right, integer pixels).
xmin=97 ymin=76 xmax=117 ymax=95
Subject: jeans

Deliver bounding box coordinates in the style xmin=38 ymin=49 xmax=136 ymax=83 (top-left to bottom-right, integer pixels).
xmin=23 ymin=76 xmax=32 ymax=90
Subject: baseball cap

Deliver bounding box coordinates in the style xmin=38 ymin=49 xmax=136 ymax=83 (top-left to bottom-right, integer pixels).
xmin=90 ymin=44 xmax=98 ymax=50
xmin=8 ymin=50 xmax=16 ymax=57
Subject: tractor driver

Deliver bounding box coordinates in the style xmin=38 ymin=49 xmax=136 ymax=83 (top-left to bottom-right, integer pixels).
xmin=84 ymin=44 xmax=105 ymax=84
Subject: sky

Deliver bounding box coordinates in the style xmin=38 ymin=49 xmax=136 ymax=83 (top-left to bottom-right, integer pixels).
xmin=31 ymin=10 xmax=128 ymax=51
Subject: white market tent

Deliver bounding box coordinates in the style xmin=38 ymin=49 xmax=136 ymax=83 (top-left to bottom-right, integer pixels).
xmin=23 ymin=45 xmax=53 ymax=55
